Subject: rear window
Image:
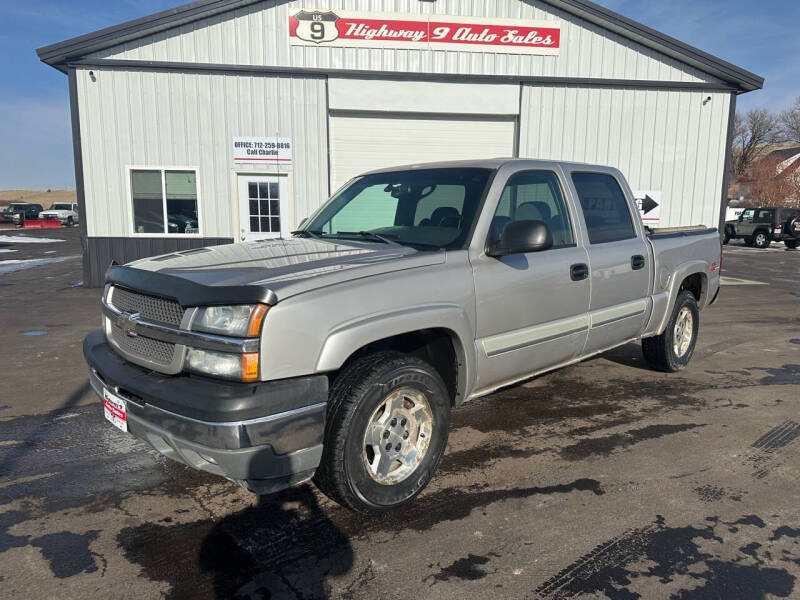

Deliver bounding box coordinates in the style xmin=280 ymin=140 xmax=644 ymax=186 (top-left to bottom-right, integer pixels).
xmin=571 ymin=173 xmax=636 ymax=244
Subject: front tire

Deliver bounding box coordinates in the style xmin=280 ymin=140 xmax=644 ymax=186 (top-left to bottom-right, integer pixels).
xmin=642 ymin=290 xmax=700 ymax=372
xmin=314 ymin=352 xmax=451 ymax=514
xmin=66 ymin=217 xmax=74 ymax=227
xmin=723 ymin=228 xmax=732 ymax=245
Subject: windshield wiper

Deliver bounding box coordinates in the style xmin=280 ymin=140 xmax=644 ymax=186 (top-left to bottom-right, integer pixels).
xmin=333 ymin=231 xmax=402 ymax=247
xmin=291 ymin=229 xmax=324 ymax=239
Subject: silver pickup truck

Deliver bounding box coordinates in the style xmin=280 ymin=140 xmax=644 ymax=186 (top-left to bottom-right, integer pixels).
xmin=84 ymin=159 xmax=722 ymax=513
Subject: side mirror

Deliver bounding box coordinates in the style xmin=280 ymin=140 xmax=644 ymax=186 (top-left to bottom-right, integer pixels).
xmin=488 ymin=220 xmax=553 ymax=258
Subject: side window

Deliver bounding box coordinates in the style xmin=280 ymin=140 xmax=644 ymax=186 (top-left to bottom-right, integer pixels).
xmin=491 ymin=171 xmax=574 ymax=247
xmin=741 ymin=209 xmax=755 ymax=222
xmin=571 ymin=172 xmax=636 ymax=244
xmin=755 ymin=209 xmax=772 ymax=224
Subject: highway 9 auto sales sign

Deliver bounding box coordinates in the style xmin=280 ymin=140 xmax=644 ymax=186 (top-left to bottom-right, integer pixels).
xmin=289 ymin=10 xmax=561 ymax=55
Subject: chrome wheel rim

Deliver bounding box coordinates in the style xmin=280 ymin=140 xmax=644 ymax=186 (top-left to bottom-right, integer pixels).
xmin=362 ymin=387 xmax=433 ymax=486
xmin=673 ymin=307 xmax=694 ymax=358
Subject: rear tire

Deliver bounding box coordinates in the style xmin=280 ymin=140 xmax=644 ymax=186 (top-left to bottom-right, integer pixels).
xmin=722 ymin=229 xmax=731 ymax=245
xmin=66 ymin=217 xmax=74 ymax=227
xmin=642 ymin=290 xmax=700 ymax=373
xmin=313 ymin=351 xmax=451 ymax=514
xmin=785 ymin=239 xmax=799 ymax=250
xmin=752 ymin=230 xmax=770 ymax=249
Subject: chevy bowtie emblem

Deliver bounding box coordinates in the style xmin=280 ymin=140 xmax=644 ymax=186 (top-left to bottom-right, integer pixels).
xmin=116 ymin=312 xmax=140 ymax=337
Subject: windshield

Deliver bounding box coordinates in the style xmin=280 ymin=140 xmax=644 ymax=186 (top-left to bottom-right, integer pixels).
xmin=50 ymin=204 xmax=72 ymax=211
xmin=302 ymin=168 xmax=494 ymax=250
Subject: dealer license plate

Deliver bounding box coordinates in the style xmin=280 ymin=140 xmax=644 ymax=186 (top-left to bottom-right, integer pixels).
xmin=103 ymin=388 xmax=128 ymax=433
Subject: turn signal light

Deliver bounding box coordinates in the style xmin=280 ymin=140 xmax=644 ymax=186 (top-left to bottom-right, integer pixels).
xmin=242 ymin=353 xmax=260 ymax=382
xmin=247 ymin=304 xmax=270 ymax=337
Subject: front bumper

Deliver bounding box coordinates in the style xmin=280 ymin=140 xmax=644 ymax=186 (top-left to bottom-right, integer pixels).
xmin=83 ymin=330 xmax=328 ymax=495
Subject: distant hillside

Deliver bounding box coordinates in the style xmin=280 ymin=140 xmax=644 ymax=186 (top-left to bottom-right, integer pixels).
xmin=0 ymin=190 xmax=77 ymax=210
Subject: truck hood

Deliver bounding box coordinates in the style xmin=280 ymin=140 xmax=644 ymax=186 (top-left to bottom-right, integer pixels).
xmin=114 ymin=238 xmax=445 ymax=305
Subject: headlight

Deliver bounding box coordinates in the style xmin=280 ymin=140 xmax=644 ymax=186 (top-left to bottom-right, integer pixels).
xmin=187 ymin=349 xmax=259 ymax=382
xmin=192 ymin=304 xmax=268 ymax=337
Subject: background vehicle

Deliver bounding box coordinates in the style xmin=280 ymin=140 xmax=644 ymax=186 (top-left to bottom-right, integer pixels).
xmin=0 ymin=203 xmax=43 ymax=223
xmin=39 ymin=202 xmax=80 ymax=226
xmin=724 ymin=206 xmax=800 ymax=249
xmin=83 ymin=159 xmax=721 ymax=514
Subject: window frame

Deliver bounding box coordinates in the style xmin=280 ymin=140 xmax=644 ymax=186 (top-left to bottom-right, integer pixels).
xmin=484 ymin=169 xmax=577 ymax=252
xmin=570 ymin=171 xmax=638 ymax=246
xmin=126 ymin=165 xmax=203 ymax=237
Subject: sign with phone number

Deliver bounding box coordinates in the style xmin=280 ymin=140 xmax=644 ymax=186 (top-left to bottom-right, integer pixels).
xmin=233 ymin=137 xmax=292 ymax=165
xmin=289 ymin=10 xmax=561 ymax=55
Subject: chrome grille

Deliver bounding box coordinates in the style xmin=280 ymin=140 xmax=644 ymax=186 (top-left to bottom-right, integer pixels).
xmin=110 ymin=326 xmax=176 ymax=367
xmin=111 ymin=287 xmax=184 ymax=326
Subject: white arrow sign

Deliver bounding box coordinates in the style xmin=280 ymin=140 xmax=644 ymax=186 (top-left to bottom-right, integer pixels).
xmin=633 ymin=190 xmax=661 ymax=225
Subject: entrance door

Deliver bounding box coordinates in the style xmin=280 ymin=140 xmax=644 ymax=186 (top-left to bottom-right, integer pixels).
xmin=237 ymin=175 xmax=289 ymax=242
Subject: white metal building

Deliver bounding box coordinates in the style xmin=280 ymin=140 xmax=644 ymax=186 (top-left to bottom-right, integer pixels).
xmin=38 ymin=0 xmax=763 ymax=286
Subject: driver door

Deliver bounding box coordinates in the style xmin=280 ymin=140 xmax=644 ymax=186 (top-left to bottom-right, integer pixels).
xmin=471 ymin=168 xmax=590 ymax=393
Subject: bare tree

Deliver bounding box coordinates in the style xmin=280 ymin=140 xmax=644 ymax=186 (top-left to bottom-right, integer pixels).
xmin=732 ymin=108 xmax=780 ymax=176
xmin=779 ymin=97 xmax=800 ymax=144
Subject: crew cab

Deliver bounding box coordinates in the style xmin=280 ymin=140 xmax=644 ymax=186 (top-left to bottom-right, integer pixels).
xmin=39 ymin=202 xmax=80 ymax=226
xmin=724 ymin=206 xmax=800 ymax=249
xmin=83 ymin=159 xmax=722 ymax=513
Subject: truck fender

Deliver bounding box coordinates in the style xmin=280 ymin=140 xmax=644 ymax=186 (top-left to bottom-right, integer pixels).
xmin=651 ymin=260 xmax=709 ymax=336
xmin=315 ymin=304 xmax=476 ymax=403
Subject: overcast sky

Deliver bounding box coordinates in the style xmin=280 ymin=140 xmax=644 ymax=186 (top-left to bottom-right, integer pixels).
xmin=0 ymin=0 xmax=797 ymax=190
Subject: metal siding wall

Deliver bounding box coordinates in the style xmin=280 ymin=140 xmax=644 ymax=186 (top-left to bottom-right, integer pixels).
xmin=84 ymin=237 xmax=234 ymax=287
xmin=520 ymin=85 xmax=732 ymax=228
xmin=76 ymin=67 xmax=328 ymax=238
xmin=90 ymin=0 xmax=719 ymax=85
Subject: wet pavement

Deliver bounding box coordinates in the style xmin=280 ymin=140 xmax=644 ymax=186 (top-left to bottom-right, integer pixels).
xmin=0 ymin=230 xmax=798 ymax=599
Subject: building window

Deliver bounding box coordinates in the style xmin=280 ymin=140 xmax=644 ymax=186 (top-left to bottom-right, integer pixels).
xmin=131 ymin=168 xmax=199 ymax=234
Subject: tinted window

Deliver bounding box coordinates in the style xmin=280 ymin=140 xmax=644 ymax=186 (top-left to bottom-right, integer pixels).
xmin=491 ymin=171 xmax=574 ymax=247
xmin=572 ymin=173 xmax=636 ymax=244
xmin=754 ymin=209 xmax=773 ymax=224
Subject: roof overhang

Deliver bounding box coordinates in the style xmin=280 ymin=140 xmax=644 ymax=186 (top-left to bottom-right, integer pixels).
xmin=37 ymin=0 xmax=764 ymax=92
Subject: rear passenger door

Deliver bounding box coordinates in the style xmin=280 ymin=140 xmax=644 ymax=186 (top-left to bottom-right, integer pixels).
xmin=472 ymin=168 xmax=590 ymax=392
xmin=569 ymin=171 xmax=652 ymax=355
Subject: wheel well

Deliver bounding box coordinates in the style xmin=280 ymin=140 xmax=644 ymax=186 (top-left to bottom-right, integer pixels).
xmin=336 ymin=329 xmax=461 ymax=405
xmin=679 ymin=273 xmax=705 ymax=303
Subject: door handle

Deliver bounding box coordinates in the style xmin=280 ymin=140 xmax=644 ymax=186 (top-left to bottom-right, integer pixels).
xmin=631 ymin=255 xmax=646 ymax=270
xmin=570 ymin=263 xmax=589 ymax=281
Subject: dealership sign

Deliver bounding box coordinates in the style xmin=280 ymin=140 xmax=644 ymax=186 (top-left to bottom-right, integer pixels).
xmin=233 ymin=137 xmax=292 ymax=164
xmin=289 ymin=10 xmax=561 ymax=55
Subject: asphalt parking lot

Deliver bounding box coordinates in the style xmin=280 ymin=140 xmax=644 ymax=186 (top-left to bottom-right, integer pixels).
xmin=0 ymin=229 xmax=798 ymax=599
